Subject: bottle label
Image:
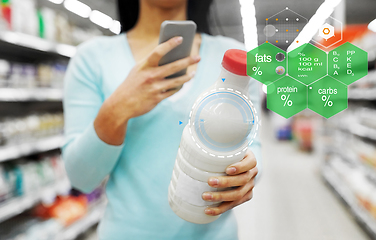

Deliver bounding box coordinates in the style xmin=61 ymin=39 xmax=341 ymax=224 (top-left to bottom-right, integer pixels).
xmin=175 ymin=169 xmax=217 ymax=207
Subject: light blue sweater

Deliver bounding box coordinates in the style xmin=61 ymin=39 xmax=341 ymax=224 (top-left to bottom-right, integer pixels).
xmin=62 ymin=33 xmax=262 ymax=240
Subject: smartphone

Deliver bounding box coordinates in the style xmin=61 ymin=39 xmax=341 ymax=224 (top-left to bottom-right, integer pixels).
xmin=158 ymin=20 xmax=197 ymax=80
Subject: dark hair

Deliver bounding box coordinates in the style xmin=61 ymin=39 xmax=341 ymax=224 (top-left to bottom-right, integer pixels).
xmin=117 ymin=0 xmax=213 ymax=34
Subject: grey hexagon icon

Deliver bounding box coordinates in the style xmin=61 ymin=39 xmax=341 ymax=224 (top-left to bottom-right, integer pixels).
xmin=264 ymin=7 xmax=308 ymax=48
xmin=312 ymin=16 xmax=343 ymax=49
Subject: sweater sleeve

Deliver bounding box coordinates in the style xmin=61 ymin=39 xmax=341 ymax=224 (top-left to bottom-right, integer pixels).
xmin=62 ymin=40 xmax=124 ymax=193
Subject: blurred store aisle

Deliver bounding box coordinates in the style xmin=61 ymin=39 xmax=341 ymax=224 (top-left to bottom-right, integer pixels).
xmin=79 ymin=112 xmax=370 ymax=240
xmin=233 ymin=113 xmax=370 ymax=240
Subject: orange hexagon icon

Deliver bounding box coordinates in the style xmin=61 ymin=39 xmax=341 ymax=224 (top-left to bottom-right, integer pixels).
xmin=318 ymin=23 xmax=335 ymax=40
xmin=323 ymin=28 xmax=330 ymax=35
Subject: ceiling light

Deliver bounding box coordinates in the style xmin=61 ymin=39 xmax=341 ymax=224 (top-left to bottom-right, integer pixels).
xmin=64 ymin=0 xmax=91 ymax=18
xmin=368 ymin=19 xmax=376 ymax=32
xmin=90 ymin=10 xmax=113 ymax=29
xmin=239 ymin=0 xmax=258 ymax=50
xmin=110 ymin=20 xmax=121 ymax=35
xmin=48 ymin=0 xmax=64 ymax=4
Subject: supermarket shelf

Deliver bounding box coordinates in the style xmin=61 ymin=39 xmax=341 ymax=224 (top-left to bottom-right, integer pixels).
xmin=332 ymin=148 xmax=376 ymax=182
xmin=56 ymin=200 xmax=107 ymax=240
xmin=0 ymin=88 xmax=63 ymax=101
xmin=322 ymin=165 xmax=376 ymax=239
xmin=347 ymin=122 xmax=376 ymax=142
xmin=0 ymin=31 xmax=76 ymax=58
xmin=349 ymin=88 xmax=376 ymax=100
xmin=0 ymin=135 xmax=64 ymax=163
xmin=0 ymin=178 xmax=71 ymax=223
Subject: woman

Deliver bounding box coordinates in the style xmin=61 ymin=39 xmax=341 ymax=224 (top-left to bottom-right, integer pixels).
xmin=62 ymin=0 xmax=261 ymax=239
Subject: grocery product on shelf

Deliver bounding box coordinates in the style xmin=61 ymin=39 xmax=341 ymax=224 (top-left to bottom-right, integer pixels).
xmin=351 ymin=135 xmax=376 ymax=170
xmin=0 ymin=215 xmax=63 ymax=240
xmin=0 ymin=151 xmax=107 ymax=239
xmin=38 ymin=62 xmax=67 ymax=88
xmin=271 ymin=112 xmax=292 ymax=140
xmin=33 ymin=195 xmax=88 ymax=226
xmin=0 ymin=113 xmax=64 ymax=147
xmin=39 ymin=7 xmax=56 ymax=41
xmin=327 ymin=156 xmax=376 ymax=221
xmin=371 ymin=192 xmax=376 ymax=219
xmin=0 ymin=165 xmax=11 ymax=202
xmin=0 ymin=59 xmax=10 ymax=87
xmin=0 ymin=187 xmax=106 ymax=240
xmin=0 ymin=154 xmax=68 ymax=204
xmin=0 ymin=58 xmax=67 ymax=89
xmin=0 ymin=0 xmax=103 ymax=46
xmin=292 ymin=110 xmax=322 ymax=152
xmin=9 ymin=63 xmax=36 ymax=88
xmin=11 ymin=0 xmax=38 ymax=36
xmin=0 ymin=0 xmax=11 ymax=29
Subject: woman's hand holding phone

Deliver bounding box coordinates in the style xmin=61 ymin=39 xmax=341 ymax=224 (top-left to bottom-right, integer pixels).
xmin=94 ymin=37 xmax=200 ymax=145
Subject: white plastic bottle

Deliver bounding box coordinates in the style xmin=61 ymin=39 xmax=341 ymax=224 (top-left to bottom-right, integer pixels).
xmin=168 ymin=49 xmax=259 ymax=224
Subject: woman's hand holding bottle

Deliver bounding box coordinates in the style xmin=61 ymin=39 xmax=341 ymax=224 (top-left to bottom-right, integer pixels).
xmin=202 ymin=150 xmax=258 ymax=216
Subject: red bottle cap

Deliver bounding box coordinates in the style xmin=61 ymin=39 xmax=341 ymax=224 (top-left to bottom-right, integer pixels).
xmin=221 ymin=49 xmax=248 ymax=76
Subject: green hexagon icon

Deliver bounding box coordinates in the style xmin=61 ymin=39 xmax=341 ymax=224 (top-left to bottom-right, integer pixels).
xmin=288 ymin=43 xmax=328 ymax=85
xmin=328 ymin=42 xmax=368 ymax=85
xmin=308 ymin=76 xmax=348 ymax=118
xmin=267 ymin=76 xmax=307 ymax=118
xmin=247 ymin=42 xmax=286 ymax=85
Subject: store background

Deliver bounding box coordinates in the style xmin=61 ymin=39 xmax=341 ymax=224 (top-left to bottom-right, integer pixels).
xmin=0 ymin=0 xmax=375 ymax=239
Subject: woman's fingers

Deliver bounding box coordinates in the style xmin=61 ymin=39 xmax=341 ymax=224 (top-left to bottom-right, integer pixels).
xmin=143 ymin=36 xmax=200 ymax=79
xmin=146 ymin=36 xmax=183 ymax=66
xmin=157 ymin=55 xmax=200 ymax=78
xmin=207 ymin=167 xmax=258 ymax=188
xmin=225 ymin=150 xmax=257 ymax=175
xmin=158 ymin=74 xmax=191 ymax=99
xmin=159 ymin=88 xmax=180 ymax=99
xmin=204 ymin=190 xmax=254 ymax=216
xmin=157 ymin=71 xmax=195 ymax=93
xmin=202 ymin=179 xmax=255 ymax=202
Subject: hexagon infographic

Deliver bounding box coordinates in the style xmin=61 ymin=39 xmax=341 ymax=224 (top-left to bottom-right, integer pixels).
xmin=328 ymin=42 xmax=368 ymax=85
xmin=251 ymin=8 xmax=368 ymax=119
xmin=288 ymin=43 xmax=327 ymax=85
xmin=308 ymin=76 xmax=348 ymax=118
xmin=247 ymin=42 xmax=286 ymax=85
xmin=267 ymin=76 xmax=307 ymax=118
xmin=247 ymin=42 xmax=367 ymax=119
